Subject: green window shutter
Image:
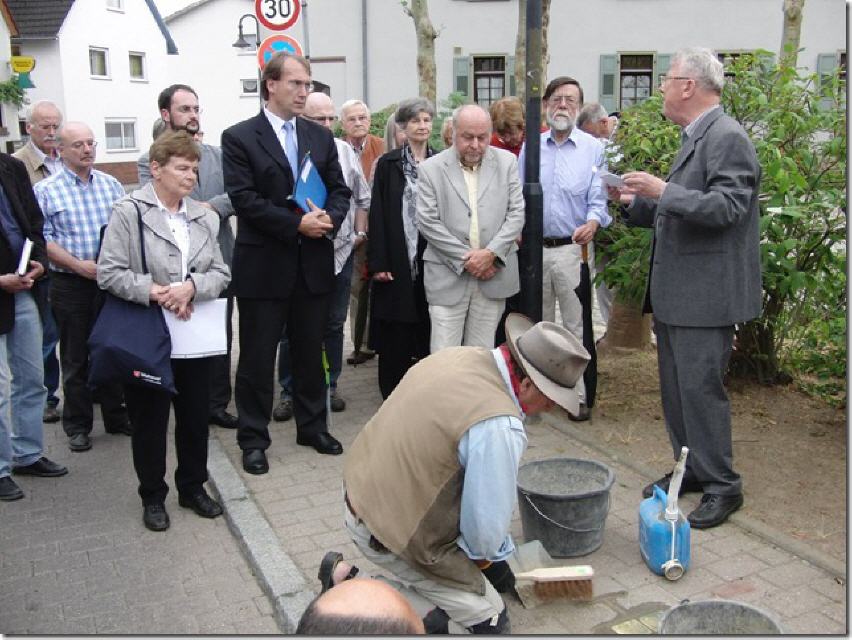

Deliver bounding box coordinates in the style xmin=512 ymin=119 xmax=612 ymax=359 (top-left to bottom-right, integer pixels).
xmin=599 ymin=54 xmax=617 ymax=113
xmin=454 ymin=56 xmax=470 ymax=98
xmin=506 ymin=55 xmax=516 ymax=97
xmin=816 ymin=53 xmax=839 ymax=110
xmin=654 ymin=53 xmax=672 ymax=89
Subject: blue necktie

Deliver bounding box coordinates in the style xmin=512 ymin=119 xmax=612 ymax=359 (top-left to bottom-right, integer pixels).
xmin=283 ymin=120 xmax=298 ymax=180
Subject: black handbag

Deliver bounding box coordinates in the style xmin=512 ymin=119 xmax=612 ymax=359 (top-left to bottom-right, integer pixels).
xmin=87 ymin=200 xmax=176 ymax=395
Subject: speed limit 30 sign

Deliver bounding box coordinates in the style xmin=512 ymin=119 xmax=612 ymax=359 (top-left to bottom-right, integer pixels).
xmin=254 ymin=0 xmax=301 ymax=31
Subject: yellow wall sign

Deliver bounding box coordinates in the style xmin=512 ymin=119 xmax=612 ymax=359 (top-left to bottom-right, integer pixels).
xmin=11 ymin=56 xmax=35 ymax=73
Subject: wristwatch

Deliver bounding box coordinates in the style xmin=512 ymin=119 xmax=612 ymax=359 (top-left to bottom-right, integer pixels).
xmin=356 ymin=231 xmax=368 ymax=239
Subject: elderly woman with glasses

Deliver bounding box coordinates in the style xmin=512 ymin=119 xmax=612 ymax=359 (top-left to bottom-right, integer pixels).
xmin=97 ymin=130 xmax=230 ymax=532
xmin=367 ymin=97 xmax=436 ymax=398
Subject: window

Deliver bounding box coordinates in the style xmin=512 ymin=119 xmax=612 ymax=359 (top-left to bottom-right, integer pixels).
xmin=717 ymin=51 xmax=747 ymax=79
xmin=241 ymin=78 xmax=258 ymax=95
xmin=839 ymin=52 xmax=847 ymax=83
xmin=105 ymin=120 xmax=136 ymax=151
xmin=619 ymin=54 xmax=653 ymax=109
xmin=129 ymin=52 xmax=146 ymax=81
xmin=89 ymin=47 xmax=109 ymax=78
xmin=473 ymin=56 xmax=505 ymax=107
xmin=106 ymin=0 xmax=124 ymax=9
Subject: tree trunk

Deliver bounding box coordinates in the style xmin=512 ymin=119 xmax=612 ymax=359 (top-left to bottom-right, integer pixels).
xmin=598 ymin=299 xmax=651 ymax=352
xmin=780 ymin=0 xmax=805 ymax=65
xmin=514 ymin=0 xmax=551 ymax=103
xmin=403 ymin=0 xmax=438 ymax=105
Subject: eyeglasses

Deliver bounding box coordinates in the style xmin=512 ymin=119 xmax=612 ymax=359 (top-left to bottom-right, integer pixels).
xmin=287 ymin=80 xmax=315 ymax=92
xmin=307 ymin=115 xmax=337 ymax=123
xmin=661 ymin=75 xmax=693 ymax=85
xmin=175 ymin=105 xmax=202 ymax=114
xmin=69 ymin=141 xmax=97 ymax=150
xmin=547 ymin=95 xmax=580 ymax=107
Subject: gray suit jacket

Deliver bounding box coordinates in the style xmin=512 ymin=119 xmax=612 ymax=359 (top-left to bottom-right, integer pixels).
xmin=416 ymin=146 xmax=525 ymax=306
xmin=626 ymin=107 xmax=762 ymax=327
xmin=138 ymin=143 xmax=235 ymax=266
xmin=97 ymin=182 xmax=230 ymax=305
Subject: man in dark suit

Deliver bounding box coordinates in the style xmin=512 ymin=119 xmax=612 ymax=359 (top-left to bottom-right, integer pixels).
xmin=0 ymin=153 xmax=68 ymax=501
xmin=222 ymin=53 xmax=350 ymax=474
xmin=617 ymin=47 xmax=761 ymax=528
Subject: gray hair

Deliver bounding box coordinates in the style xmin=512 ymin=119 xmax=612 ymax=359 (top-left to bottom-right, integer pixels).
xmin=395 ymin=97 xmax=435 ymax=125
xmin=27 ymin=100 xmax=62 ymax=124
xmin=576 ymin=102 xmax=607 ymax=130
xmin=674 ymin=47 xmax=725 ymax=94
xmin=340 ymin=99 xmax=370 ymax=118
xmin=384 ymin=112 xmax=402 ymax=151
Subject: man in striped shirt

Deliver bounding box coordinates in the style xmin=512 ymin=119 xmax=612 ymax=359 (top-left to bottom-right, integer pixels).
xmin=34 ymin=122 xmax=131 ymax=453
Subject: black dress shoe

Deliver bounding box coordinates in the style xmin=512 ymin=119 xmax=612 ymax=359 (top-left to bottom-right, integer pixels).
xmin=346 ymin=350 xmax=375 ymax=365
xmin=43 ymin=404 xmax=60 ymax=423
xmin=209 ymin=410 xmax=239 ymax=429
xmin=242 ymin=449 xmax=269 ymax=475
xmin=143 ymin=503 xmax=170 ymax=531
xmin=329 ymin=391 xmax=346 ymax=412
xmin=179 ymin=490 xmax=223 ymax=518
xmin=12 ymin=456 xmax=68 ymax=477
xmin=68 ymin=433 xmax=92 ymax=452
xmin=0 ymin=476 xmax=24 ymax=501
xmin=642 ymin=472 xmax=703 ymax=499
xmin=688 ymin=493 xmax=744 ymax=529
xmin=105 ymin=418 xmax=133 ymax=436
xmin=272 ymin=398 xmax=293 ymax=422
xmin=296 ymin=432 xmax=343 ymax=455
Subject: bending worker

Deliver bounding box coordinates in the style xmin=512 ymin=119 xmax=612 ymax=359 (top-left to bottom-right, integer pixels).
xmin=324 ymin=313 xmax=590 ymax=633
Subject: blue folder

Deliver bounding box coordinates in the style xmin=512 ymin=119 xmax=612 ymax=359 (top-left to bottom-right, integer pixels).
xmin=292 ymin=152 xmax=327 ymax=213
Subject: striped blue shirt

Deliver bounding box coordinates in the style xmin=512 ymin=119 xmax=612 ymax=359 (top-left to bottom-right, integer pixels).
xmin=34 ymin=167 xmax=125 ymax=273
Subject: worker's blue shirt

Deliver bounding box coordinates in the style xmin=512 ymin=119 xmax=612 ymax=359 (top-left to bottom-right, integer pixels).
xmin=456 ymin=349 xmax=528 ymax=562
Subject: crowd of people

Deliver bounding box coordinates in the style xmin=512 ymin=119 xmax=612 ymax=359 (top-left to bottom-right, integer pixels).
xmin=0 ymin=46 xmax=761 ymax=634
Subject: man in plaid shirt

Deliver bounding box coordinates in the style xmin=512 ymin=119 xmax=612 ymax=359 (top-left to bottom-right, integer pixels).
xmin=34 ymin=122 xmax=131 ymax=453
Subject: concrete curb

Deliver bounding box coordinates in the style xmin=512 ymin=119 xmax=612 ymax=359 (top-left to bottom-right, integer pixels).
xmin=543 ymin=413 xmax=847 ymax=581
xmin=207 ymin=438 xmax=317 ymax=633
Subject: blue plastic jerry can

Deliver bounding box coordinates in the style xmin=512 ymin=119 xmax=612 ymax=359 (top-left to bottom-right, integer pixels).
xmin=639 ymin=485 xmax=691 ymax=579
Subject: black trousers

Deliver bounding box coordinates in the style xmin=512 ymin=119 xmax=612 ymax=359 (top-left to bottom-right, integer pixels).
xmin=124 ymin=357 xmax=211 ymax=505
xmin=373 ymin=319 xmax=430 ymax=400
xmin=235 ymin=273 xmax=331 ymax=451
xmin=208 ymin=295 xmax=234 ymax=415
xmin=50 ymin=272 xmax=127 ymax=436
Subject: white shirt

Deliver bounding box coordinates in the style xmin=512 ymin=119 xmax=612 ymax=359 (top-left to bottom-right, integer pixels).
xmin=30 ymin=142 xmax=62 ymax=176
xmin=153 ymin=191 xmax=190 ymax=281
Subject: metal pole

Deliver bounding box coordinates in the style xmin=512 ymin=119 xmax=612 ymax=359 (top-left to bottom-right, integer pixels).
xmin=254 ymin=21 xmax=262 ymax=109
xmin=520 ymin=0 xmax=543 ymax=322
xmin=301 ymin=0 xmax=311 ymax=59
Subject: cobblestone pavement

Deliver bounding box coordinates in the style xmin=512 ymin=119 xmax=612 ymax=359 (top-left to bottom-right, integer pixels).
xmin=0 ymin=415 xmax=279 ymax=634
xmin=212 ymin=332 xmax=847 ymax=635
xmin=2 ymin=306 xmax=846 ymax=634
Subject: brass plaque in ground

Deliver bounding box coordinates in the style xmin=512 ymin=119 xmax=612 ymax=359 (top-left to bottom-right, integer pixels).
xmin=593 ymin=602 xmax=670 ymax=635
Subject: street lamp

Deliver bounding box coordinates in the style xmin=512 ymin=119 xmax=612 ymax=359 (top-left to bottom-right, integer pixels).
xmin=233 ymin=13 xmax=262 ymax=107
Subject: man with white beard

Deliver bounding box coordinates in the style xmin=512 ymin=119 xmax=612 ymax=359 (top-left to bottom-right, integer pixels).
xmin=518 ymin=76 xmax=609 ymax=421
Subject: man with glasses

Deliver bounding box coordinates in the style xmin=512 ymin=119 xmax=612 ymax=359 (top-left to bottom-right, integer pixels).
xmin=519 ymin=76 xmax=609 ymax=421
xmin=137 ymin=84 xmax=238 ymax=432
xmin=222 ymin=53 xmax=351 ymax=474
xmin=273 ymin=91 xmax=370 ymax=421
xmin=34 ymin=122 xmax=131 ymax=453
xmin=613 ymin=48 xmax=760 ymax=529
xmin=340 ymin=99 xmax=384 ymax=367
xmin=13 ymin=101 xmax=64 ymax=426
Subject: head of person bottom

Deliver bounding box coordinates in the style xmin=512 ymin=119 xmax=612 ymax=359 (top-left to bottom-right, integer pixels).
xmin=296 ymin=577 xmax=425 ymax=634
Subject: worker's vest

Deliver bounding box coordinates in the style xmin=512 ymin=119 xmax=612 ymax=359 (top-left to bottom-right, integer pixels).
xmin=344 ymin=347 xmax=521 ymax=593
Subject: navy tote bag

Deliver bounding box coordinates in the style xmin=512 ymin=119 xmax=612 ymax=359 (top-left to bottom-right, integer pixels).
xmin=88 ymin=200 xmax=176 ymax=395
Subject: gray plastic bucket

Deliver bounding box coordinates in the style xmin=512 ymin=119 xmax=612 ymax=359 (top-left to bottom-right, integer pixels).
xmin=516 ymin=457 xmax=614 ymax=558
xmin=659 ymin=599 xmax=784 ymax=634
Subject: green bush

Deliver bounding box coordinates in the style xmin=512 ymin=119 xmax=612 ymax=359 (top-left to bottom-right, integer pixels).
xmin=601 ymin=51 xmax=846 ymax=401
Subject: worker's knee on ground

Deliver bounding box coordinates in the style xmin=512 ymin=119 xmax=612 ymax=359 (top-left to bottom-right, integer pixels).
xmin=468 ymin=606 xmax=510 ymax=634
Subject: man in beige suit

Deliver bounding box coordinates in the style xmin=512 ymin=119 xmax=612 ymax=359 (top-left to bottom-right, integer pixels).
xmin=416 ymin=105 xmax=525 ymax=352
xmin=13 ymin=101 xmax=64 ymax=425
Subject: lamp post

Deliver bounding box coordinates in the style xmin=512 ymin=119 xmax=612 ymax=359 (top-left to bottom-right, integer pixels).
xmin=233 ymin=13 xmax=263 ymax=107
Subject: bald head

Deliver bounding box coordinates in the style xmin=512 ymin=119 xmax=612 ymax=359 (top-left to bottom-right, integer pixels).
xmin=304 ymin=92 xmax=337 ymax=130
xmin=58 ymin=122 xmax=97 ymax=178
xmin=296 ymin=578 xmax=425 ymax=634
xmin=453 ymin=104 xmax=492 ymax=168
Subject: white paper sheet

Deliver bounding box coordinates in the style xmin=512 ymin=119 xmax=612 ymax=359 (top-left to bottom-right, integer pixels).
xmin=163 ymin=298 xmax=227 ymax=359
xmin=599 ymin=171 xmax=626 ymax=188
